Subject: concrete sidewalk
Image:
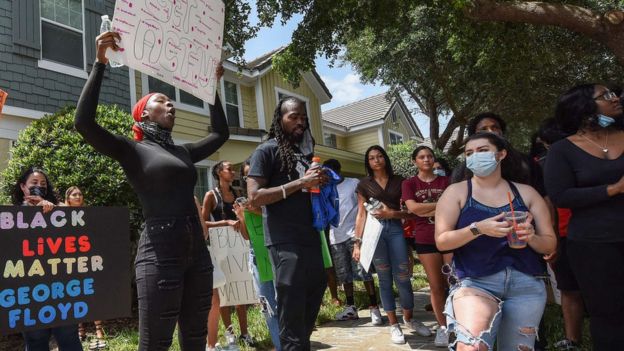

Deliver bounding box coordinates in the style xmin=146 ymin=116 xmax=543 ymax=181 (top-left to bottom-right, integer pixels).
xmin=311 ymin=288 xmax=443 ymax=350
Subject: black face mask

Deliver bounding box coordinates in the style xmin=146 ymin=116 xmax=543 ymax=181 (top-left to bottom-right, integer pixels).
xmin=28 ymin=186 xmax=47 ymax=197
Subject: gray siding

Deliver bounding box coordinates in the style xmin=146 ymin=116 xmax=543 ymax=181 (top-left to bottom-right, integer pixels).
xmin=0 ymin=0 xmax=130 ymax=114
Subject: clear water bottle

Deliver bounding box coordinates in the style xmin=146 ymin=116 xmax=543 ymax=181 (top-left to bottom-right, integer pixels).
xmin=99 ymin=15 xmax=123 ymax=68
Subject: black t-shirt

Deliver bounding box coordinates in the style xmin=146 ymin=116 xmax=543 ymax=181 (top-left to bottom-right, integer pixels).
xmin=248 ymin=139 xmax=319 ymax=247
xmin=545 ymin=138 xmax=624 ymax=242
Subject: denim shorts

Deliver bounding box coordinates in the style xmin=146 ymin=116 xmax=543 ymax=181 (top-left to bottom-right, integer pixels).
xmin=329 ymin=238 xmax=373 ymax=284
xmin=444 ymin=267 xmax=546 ymax=350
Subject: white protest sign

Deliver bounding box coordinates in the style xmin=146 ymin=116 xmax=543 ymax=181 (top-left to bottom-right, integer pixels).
xmin=111 ymin=0 xmax=224 ymax=104
xmin=208 ymin=226 xmax=258 ymax=306
xmin=360 ymin=213 xmax=383 ymax=273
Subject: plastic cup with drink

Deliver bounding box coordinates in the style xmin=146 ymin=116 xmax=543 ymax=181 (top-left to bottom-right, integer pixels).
xmin=504 ymin=210 xmax=529 ymax=249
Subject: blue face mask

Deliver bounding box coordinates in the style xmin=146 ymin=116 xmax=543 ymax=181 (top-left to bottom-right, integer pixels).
xmin=433 ymin=169 xmax=446 ymax=177
xmin=597 ymin=114 xmax=615 ymax=128
xmin=466 ymin=151 xmax=499 ymax=177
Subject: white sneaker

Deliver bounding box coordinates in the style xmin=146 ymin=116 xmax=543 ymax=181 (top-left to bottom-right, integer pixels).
xmin=434 ymin=327 xmax=449 ymax=347
xmin=403 ymin=317 xmax=432 ymax=337
xmin=390 ymin=323 xmax=406 ymax=344
xmin=370 ymin=307 xmax=383 ymax=326
xmin=335 ymin=305 xmax=359 ymax=321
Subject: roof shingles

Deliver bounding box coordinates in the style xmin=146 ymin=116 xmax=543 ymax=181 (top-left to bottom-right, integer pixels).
xmin=322 ymin=93 xmax=394 ymax=129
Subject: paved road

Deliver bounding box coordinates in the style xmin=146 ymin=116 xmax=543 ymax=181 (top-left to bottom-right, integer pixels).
xmin=311 ymin=288 xmax=444 ymax=350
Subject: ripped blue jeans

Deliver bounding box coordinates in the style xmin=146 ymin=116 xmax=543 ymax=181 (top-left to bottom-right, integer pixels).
xmin=249 ymin=249 xmax=281 ymax=351
xmin=444 ymin=267 xmax=546 ymax=350
xmin=373 ymin=219 xmax=414 ymax=312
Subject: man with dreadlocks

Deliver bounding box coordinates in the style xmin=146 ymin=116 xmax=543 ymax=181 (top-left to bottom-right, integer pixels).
xmin=247 ymin=96 xmax=327 ymax=351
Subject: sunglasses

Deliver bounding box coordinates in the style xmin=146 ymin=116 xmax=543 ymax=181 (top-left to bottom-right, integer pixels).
xmin=441 ymin=263 xmax=459 ymax=286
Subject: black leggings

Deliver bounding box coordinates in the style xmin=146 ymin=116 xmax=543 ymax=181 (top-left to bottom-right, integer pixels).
xmin=269 ymin=243 xmax=327 ymax=351
xmin=135 ymin=215 xmax=213 ymax=351
xmin=567 ymin=239 xmax=624 ymax=350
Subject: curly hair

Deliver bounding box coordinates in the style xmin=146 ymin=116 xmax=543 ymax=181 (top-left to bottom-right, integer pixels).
xmin=12 ymin=167 xmax=59 ymax=205
xmin=467 ymin=112 xmax=507 ymax=136
xmin=267 ymin=96 xmax=307 ymax=177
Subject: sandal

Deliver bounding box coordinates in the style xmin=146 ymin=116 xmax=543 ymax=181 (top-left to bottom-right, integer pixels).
xmin=88 ymin=323 xmax=107 ymax=350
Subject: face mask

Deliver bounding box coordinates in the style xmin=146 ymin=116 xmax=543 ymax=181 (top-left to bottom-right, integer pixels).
xmin=433 ymin=169 xmax=446 ymax=177
xmin=466 ymin=151 xmax=499 ymax=177
xmin=597 ymin=114 xmax=615 ymax=128
xmin=28 ymin=186 xmax=47 ymax=197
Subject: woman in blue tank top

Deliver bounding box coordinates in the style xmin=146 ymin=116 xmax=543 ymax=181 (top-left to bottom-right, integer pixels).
xmin=435 ymin=132 xmax=556 ymax=350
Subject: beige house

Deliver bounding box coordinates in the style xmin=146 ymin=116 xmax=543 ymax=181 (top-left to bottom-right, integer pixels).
xmin=322 ymin=93 xmax=424 ymax=173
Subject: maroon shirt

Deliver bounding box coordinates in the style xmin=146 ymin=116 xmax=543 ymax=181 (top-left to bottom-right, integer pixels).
xmin=401 ymin=175 xmax=449 ymax=244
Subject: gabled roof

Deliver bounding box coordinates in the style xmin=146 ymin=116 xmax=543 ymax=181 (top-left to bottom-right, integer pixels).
xmin=322 ymin=92 xmax=423 ymax=139
xmin=230 ymin=47 xmax=332 ymax=102
xmin=420 ymin=127 xmax=466 ymax=153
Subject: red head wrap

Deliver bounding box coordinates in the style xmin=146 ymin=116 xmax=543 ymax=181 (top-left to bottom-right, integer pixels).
xmin=131 ymin=93 xmax=156 ymax=141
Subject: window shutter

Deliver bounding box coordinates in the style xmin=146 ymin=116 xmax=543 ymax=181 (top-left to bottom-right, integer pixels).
xmin=84 ymin=0 xmax=106 ymax=67
xmin=12 ymin=0 xmax=41 ymax=58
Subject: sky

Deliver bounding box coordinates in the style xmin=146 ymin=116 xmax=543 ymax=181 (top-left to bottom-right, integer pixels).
xmin=242 ymin=7 xmax=434 ymax=137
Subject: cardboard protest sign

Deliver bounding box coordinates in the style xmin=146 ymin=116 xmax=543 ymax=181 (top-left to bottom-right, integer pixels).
xmin=243 ymin=211 xmax=272 ymax=282
xmin=0 ymin=206 xmax=131 ymax=335
xmin=359 ymin=213 xmax=383 ymax=273
xmin=112 ymin=0 xmax=225 ymax=104
xmin=0 ymin=89 xmax=7 ymax=116
xmin=208 ymin=226 xmax=257 ymax=307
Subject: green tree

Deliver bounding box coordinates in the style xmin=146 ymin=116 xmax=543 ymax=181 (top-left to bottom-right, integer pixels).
xmin=387 ymin=141 xmax=417 ymax=178
xmin=0 ymin=105 xmax=143 ymax=239
xmin=249 ymin=1 xmax=624 ymax=156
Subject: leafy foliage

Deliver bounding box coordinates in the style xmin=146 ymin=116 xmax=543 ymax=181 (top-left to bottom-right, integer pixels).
xmin=388 ymin=141 xmax=417 ymax=179
xmin=0 ymin=105 xmax=143 ymax=238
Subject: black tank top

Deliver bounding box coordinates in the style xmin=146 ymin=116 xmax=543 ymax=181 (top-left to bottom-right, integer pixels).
xmin=210 ymin=186 xmax=237 ymax=221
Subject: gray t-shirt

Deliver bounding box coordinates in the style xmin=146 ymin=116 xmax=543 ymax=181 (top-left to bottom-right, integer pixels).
xmin=248 ymin=139 xmax=319 ymax=247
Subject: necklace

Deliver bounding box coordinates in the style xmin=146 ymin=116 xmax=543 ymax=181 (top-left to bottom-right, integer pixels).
xmin=579 ymin=132 xmax=609 ymax=154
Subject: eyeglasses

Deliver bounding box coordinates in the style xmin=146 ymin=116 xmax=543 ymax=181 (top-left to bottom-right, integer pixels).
xmin=594 ymin=90 xmax=618 ymax=101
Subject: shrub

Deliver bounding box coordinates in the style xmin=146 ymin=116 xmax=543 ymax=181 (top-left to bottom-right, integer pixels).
xmin=387 ymin=141 xmax=417 ymax=178
xmin=0 ymin=104 xmax=143 ymax=243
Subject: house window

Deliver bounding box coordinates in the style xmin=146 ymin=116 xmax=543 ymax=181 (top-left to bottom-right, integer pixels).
xmin=389 ymin=131 xmax=404 ymax=145
xmin=223 ymin=81 xmax=241 ymax=127
xmin=323 ymin=132 xmax=337 ymax=148
xmin=40 ymin=0 xmax=84 ymax=69
xmin=194 ymin=166 xmax=210 ymax=200
xmin=146 ymin=75 xmax=206 ymax=112
xmin=391 ymin=110 xmax=398 ymax=123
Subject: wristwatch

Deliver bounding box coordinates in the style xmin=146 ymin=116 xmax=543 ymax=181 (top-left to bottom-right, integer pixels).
xmin=353 ymin=237 xmax=362 ymax=245
xmin=469 ymin=222 xmax=481 ymax=236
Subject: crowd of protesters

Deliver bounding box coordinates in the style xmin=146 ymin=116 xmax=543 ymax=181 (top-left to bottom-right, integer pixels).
xmin=9 ymin=31 xmax=624 ymax=351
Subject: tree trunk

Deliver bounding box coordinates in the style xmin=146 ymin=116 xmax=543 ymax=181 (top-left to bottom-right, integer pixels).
xmin=465 ymin=1 xmax=624 ymax=65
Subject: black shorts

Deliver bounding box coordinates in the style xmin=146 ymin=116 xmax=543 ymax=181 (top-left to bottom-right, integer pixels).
xmin=414 ymin=243 xmax=441 ymax=255
xmin=404 ymin=237 xmax=416 ymax=250
xmin=552 ymin=237 xmax=580 ymax=291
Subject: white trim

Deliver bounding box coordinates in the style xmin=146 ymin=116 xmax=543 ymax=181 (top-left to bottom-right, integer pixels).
xmin=322 ymin=122 xmax=347 ymax=134
xmin=274 ymin=87 xmax=312 ymax=133
xmin=2 ymin=105 xmax=47 ymax=120
xmin=230 ymin=134 xmax=262 ymax=142
xmin=254 ymin=80 xmax=266 ymax=131
xmin=37 ymin=59 xmax=88 ymax=79
xmin=388 ymin=129 xmax=404 ymax=145
xmin=141 ymin=73 xmax=210 ymax=115
xmin=349 ymin=119 xmax=385 ymax=132
xmin=40 ymin=17 xmax=82 ymax=33
xmin=129 ymin=68 xmax=137 ymax=107
xmin=300 ymin=71 xmax=331 ymax=104
xmin=377 ymin=127 xmax=385 ymax=146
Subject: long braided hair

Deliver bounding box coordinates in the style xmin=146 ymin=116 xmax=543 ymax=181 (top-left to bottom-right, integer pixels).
xmin=267 ymin=96 xmax=307 ymax=178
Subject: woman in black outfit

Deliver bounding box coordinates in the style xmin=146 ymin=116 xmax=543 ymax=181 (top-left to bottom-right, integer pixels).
xmin=75 ymin=32 xmax=229 ymax=351
xmin=545 ymin=84 xmax=624 ymax=350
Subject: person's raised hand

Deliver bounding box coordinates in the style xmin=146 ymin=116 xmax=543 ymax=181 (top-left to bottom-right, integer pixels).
xmin=95 ymin=31 xmax=121 ymax=64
